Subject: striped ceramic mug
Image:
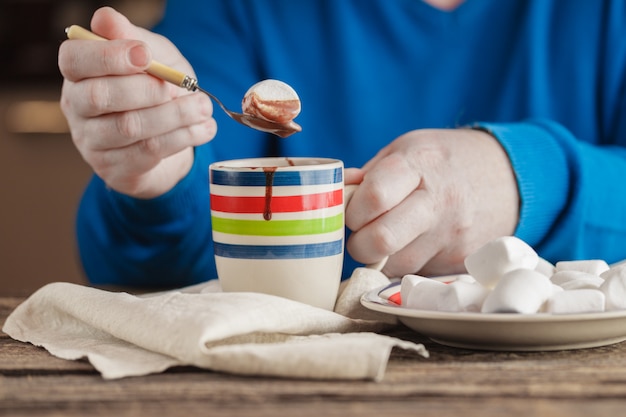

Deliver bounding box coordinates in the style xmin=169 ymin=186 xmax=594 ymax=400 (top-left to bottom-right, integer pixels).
xmin=209 ymin=157 xmax=345 ymax=310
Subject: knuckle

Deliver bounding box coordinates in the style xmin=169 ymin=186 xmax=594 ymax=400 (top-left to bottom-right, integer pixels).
xmin=172 ymin=96 xmax=187 ymax=122
xmin=57 ymin=43 xmax=71 ymax=77
xmin=70 ymin=128 xmax=86 ymax=150
xmin=362 ymin=183 xmax=388 ymax=213
xmin=191 ymin=119 xmax=218 ymax=144
xmin=85 ymin=79 xmax=111 ymax=113
xmin=205 ymin=118 xmax=218 ymax=140
xmin=59 ymin=87 xmax=75 ymax=119
xmin=369 ymin=223 xmax=399 ymax=256
xmin=88 ymin=150 xmax=113 ymax=175
xmin=384 ymin=254 xmax=419 ymax=279
xmin=58 ymin=42 xmax=81 ymax=80
xmin=179 ymin=93 xmax=212 ymax=125
xmin=100 ymin=44 xmax=123 ymax=74
xmin=59 ymin=93 xmax=71 ymax=115
xmin=139 ymin=137 xmax=162 ymax=157
xmin=179 ymin=93 xmax=203 ymax=121
xmin=116 ymin=111 xmax=143 ymax=139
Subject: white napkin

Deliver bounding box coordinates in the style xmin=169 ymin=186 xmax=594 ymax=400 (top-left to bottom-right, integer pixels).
xmin=2 ymin=268 xmax=427 ymax=381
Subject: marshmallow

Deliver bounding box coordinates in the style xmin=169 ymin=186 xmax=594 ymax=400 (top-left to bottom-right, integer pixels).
xmin=439 ymin=281 xmax=490 ymax=313
xmin=402 ymin=274 xmax=482 ymax=311
xmin=551 ymin=284 xmax=564 ymax=295
xmin=400 ymin=274 xmax=431 ymax=306
xmin=464 ymin=236 xmax=539 ymax=288
xmin=535 ymin=257 xmax=556 ymax=277
xmin=432 ymin=274 xmax=476 ymax=284
xmin=455 ymin=274 xmax=477 ymax=283
xmin=600 ymin=265 xmax=626 ymax=311
xmin=609 ymin=258 xmax=626 ymax=269
xmin=404 ymin=279 xmax=447 ymax=311
xmin=550 ymin=270 xmax=604 ymax=290
xmin=395 ymin=236 xmax=625 ymax=315
xmin=241 ymin=79 xmax=301 ymax=123
xmin=555 ymin=259 xmax=610 ymax=276
xmin=559 ymin=277 xmax=605 ymax=291
xmin=481 ymin=268 xmax=553 ymax=314
xmin=545 ymin=289 xmax=606 ymax=314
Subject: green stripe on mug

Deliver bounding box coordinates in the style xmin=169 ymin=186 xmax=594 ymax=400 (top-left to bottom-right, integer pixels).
xmin=211 ymin=213 xmax=344 ymax=236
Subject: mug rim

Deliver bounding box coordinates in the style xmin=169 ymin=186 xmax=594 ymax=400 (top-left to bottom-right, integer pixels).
xmin=209 ymin=157 xmax=342 ymax=171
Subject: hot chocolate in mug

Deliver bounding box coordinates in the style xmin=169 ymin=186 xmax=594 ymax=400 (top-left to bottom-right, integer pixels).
xmin=209 ymin=157 xmax=355 ymax=310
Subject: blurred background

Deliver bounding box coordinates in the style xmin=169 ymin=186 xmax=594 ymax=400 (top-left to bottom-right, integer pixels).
xmin=0 ymin=0 xmax=165 ymax=295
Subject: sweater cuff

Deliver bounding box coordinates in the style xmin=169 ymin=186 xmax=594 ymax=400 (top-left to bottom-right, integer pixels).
xmin=472 ymin=121 xmax=571 ymax=248
xmin=104 ymin=150 xmax=209 ymax=226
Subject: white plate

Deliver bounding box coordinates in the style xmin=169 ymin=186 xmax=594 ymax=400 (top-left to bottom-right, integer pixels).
xmin=361 ymin=282 xmax=626 ymax=351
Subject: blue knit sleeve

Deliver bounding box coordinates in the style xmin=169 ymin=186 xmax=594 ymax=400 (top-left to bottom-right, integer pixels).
xmin=76 ymin=145 xmax=218 ymax=287
xmin=476 ymin=119 xmax=626 ymax=264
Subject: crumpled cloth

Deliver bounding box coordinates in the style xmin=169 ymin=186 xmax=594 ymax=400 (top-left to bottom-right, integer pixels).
xmin=2 ymin=268 xmax=427 ymax=381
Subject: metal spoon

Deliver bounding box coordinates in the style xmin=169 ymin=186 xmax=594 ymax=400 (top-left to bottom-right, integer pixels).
xmin=65 ymin=25 xmax=302 ymax=138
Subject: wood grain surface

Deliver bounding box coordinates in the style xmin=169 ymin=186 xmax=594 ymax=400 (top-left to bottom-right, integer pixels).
xmin=2 ymin=296 xmax=626 ymax=417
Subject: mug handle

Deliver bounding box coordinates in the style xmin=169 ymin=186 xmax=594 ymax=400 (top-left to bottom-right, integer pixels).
xmin=344 ymin=184 xmax=389 ymax=272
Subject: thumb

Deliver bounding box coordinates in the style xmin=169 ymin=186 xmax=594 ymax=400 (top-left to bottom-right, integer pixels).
xmin=90 ymin=6 xmax=149 ymax=42
xmin=90 ymin=6 xmax=193 ymax=74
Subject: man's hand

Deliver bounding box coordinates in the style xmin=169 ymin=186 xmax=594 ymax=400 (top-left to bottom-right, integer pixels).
xmin=345 ymin=128 xmax=519 ymax=278
xmin=58 ymin=7 xmax=217 ymax=198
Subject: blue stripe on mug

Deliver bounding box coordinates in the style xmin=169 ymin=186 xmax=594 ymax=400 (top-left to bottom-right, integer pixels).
xmin=214 ymin=239 xmax=343 ymax=259
xmin=211 ymin=168 xmax=343 ymax=187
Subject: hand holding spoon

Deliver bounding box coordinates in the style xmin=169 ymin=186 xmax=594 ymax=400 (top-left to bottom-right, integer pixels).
xmin=65 ymin=25 xmax=302 ymax=138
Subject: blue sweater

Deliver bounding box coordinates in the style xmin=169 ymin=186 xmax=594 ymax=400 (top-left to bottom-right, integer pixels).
xmin=76 ymin=0 xmax=626 ymax=287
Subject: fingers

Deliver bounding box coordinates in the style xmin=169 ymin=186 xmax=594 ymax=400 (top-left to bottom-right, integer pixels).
xmin=58 ymin=6 xmax=156 ymax=82
xmin=57 ymin=6 xmax=212 ymax=199
xmin=90 ymin=6 xmax=151 ymax=41
xmin=90 ymin=6 xmax=191 ymax=70
xmin=61 ymin=74 xmax=177 ymax=120
xmin=76 ymin=92 xmax=216 ymax=169
xmin=347 ymin=187 xmax=435 ymax=264
xmin=345 ymin=151 xmax=421 ymax=231
xmin=89 ymin=119 xmax=216 ymax=181
xmin=344 ymin=167 xmax=364 ymax=185
xmin=59 ymin=39 xmax=151 ymax=82
xmin=80 ymin=92 xmax=214 ymax=149
xmin=345 ymin=128 xmax=520 ymax=279
xmin=98 ymin=147 xmax=195 ymax=199
xmin=59 ymin=6 xmax=189 ymax=83
xmin=381 ymin=237 xmax=440 ymax=279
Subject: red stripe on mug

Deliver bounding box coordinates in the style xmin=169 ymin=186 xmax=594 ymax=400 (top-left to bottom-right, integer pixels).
xmin=211 ymin=189 xmax=343 ymax=214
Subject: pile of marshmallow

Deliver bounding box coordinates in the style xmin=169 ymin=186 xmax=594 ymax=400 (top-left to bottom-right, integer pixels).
xmin=399 ymin=236 xmax=626 ymax=314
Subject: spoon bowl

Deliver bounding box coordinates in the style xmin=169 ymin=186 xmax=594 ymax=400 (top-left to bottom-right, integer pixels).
xmin=197 ymin=86 xmax=301 ymax=138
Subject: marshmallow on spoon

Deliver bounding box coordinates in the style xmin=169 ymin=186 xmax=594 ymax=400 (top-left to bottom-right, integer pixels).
xmin=241 ymin=79 xmax=301 ymax=124
xmin=481 ymin=268 xmax=553 ymax=314
xmin=464 ymin=236 xmax=539 ymax=289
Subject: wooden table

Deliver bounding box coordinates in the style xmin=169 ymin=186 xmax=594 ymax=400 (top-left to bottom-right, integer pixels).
xmin=2 ymin=296 xmax=626 ymax=417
